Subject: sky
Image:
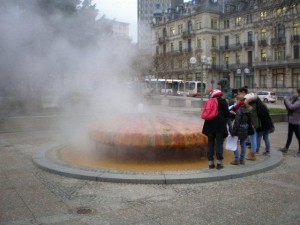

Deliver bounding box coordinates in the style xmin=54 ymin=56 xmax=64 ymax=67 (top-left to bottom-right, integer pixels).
xmin=93 ymin=0 xmax=138 ymax=43
xmin=93 ymin=0 xmax=190 ymax=43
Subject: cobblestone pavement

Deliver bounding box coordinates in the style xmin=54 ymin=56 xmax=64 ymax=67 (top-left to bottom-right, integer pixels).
xmin=0 ymin=122 xmax=299 ymax=225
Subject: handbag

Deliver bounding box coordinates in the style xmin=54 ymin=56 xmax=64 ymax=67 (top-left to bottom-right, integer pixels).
xmin=225 ymin=135 xmax=238 ymax=151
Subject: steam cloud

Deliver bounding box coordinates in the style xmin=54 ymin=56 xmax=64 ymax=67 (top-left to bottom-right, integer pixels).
xmin=0 ymin=1 xmax=140 ymax=117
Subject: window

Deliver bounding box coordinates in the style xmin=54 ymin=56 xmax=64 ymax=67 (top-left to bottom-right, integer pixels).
xmin=245 ymin=73 xmax=254 ymax=88
xmin=196 ymin=38 xmax=201 ymax=48
xmin=156 ymin=46 xmax=159 ymax=55
xmin=276 ymin=7 xmax=286 ymax=17
xmin=274 ymin=47 xmax=285 ymax=60
xmin=246 ymin=14 xmax=252 ymax=24
xmin=293 ymin=22 xmax=299 ymax=35
xmin=235 ymin=34 xmax=240 ymax=45
xmin=224 ymin=19 xmax=229 ymax=29
xmin=188 ymin=39 xmax=192 ymax=51
xmin=155 ymin=32 xmax=159 ymax=40
xmin=211 ymin=18 xmax=217 ymax=29
xmin=235 ymin=16 xmax=241 ymax=26
xmin=292 ymin=68 xmax=300 ymax=88
xmin=196 ymin=20 xmax=202 ymax=30
xmin=163 ymin=28 xmax=167 ymax=37
xmin=224 ymin=53 xmax=229 ymax=68
xmin=261 ymin=48 xmax=267 ymax=61
xmin=178 ymin=24 xmax=183 ymax=34
xmin=260 ymin=11 xmax=267 ymax=20
xmin=248 ymin=31 xmax=253 ymax=42
xmin=170 ymin=26 xmax=175 ymax=36
xmin=187 ymin=20 xmax=193 ymax=31
xmin=261 ymin=28 xmax=267 ymax=40
xmin=212 ymin=55 xmax=216 ymax=67
xmin=178 ymin=59 xmax=183 ymax=68
xmin=170 ymin=59 xmax=174 ymax=69
xmin=212 ymin=36 xmax=217 ymax=48
xmin=294 ymin=45 xmax=300 ymax=59
xmin=236 ymin=52 xmax=240 ymax=64
xmin=259 ymin=70 xmax=267 ymax=88
xmin=170 ymin=42 xmax=174 ymax=52
xmin=225 ymin=36 xmax=229 ymax=49
xmin=235 ymin=73 xmax=242 ymax=88
xmin=179 ymin=41 xmax=182 ymax=52
xmin=275 ymin=24 xmax=285 ymax=39
xmin=273 ymin=69 xmax=285 ymax=88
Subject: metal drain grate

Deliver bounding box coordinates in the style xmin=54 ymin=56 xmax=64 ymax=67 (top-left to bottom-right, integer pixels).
xmin=76 ymin=208 xmax=93 ymax=215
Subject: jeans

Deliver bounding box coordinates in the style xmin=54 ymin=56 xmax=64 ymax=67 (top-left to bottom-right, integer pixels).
xmin=249 ymin=129 xmax=257 ymax=153
xmin=285 ymin=123 xmax=300 ymax=150
xmin=234 ymin=139 xmax=246 ymax=160
xmin=256 ymin=131 xmax=270 ymax=153
xmin=207 ymin=133 xmax=224 ymax=161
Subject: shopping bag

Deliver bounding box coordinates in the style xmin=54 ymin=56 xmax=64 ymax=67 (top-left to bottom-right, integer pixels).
xmin=225 ymin=135 xmax=238 ymax=151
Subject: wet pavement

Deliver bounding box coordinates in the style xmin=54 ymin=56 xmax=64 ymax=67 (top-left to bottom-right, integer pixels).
xmin=0 ymin=110 xmax=300 ymax=224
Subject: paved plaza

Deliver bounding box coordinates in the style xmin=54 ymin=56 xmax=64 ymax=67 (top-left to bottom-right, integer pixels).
xmin=0 ymin=109 xmax=300 ymax=224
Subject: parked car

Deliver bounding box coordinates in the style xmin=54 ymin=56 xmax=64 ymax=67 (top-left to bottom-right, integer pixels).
xmin=256 ymin=91 xmax=277 ymax=103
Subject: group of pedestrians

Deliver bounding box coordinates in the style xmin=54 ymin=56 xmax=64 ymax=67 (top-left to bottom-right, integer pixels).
xmin=202 ymin=87 xmax=300 ymax=170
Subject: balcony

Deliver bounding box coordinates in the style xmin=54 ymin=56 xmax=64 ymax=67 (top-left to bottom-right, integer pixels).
xmin=228 ymin=63 xmax=251 ymax=70
xmin=220 ymin=43 xmax=242 ymax=52
xmin=210 ymin=46 xmax=220 ymax=53
xmin=168 ymin=50 xmax=183 ymax=56
xmin=258 ymin=39 xmax=268 ymax=47
xmin=181 ymin=30 xmax=195 ymax=39
xmin=271 ymin=37 xmax=286 ymax=46
xmin=252 ymin=58 xmax=298 ymax=68
xmin=183 ymin=48 xmax=193 ymax=53
xmin=291 ymin=35 xmax=300 ymax=43
xmin=158 ymin=36 xmax=169 ymax=44
xmin=244 ymin=41 xmax=254 ymax=49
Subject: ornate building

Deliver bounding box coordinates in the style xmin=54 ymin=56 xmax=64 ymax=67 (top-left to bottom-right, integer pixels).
xmin=151 ymin=0 xmax=300 ymax=94
xmin=138 ymin=0 xmax=183 ymax=50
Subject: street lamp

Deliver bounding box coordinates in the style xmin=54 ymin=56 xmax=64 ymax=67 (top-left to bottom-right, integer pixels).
xmin=237 ymin=67 xmax=249 ymax=87
xmin=200 ymin=56 xmax=212 ymax=108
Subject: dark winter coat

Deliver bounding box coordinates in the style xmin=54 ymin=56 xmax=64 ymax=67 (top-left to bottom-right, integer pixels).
xmin=202 ymin=96 xmax=230 ymax=138
xmin=231 ymin=105 xmax=254 ymax=141
xmin=256 ymin=99 xmax=275 ymax=133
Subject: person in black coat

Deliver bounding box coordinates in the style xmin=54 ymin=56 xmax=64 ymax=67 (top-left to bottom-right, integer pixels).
xmin=202 ymin=89 xmax=230 ymax=169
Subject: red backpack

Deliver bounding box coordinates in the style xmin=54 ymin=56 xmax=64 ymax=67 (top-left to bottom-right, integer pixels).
xmin=201 ymin=98 xmax=219 ymax=120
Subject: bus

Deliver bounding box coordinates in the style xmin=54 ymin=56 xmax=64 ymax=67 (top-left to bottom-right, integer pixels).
xmin=185 ymin=81 xmax=207 ymax=97
xmin=144 ymin=79 xmax=185 ymax=95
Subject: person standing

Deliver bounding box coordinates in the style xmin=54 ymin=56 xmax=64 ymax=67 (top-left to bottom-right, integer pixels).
xmin=237 ymin=88 xmax=260 ymax=161
xmin=280 ymin=89 xmax=300 ymax=157
xmin=202 ymin=89 xmax=230 ymax=169
xmin=256 ymin=101 xmax=274 ymax=156
xmin=229 ymin=95 xmax=254 ymax=165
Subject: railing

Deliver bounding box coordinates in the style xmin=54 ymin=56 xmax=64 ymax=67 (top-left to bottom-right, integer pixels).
xmin=181 ymin=30 xmax=195 ymax=39
xmin=291 ymin=35 xmax=300 ymax=43
xmin=220 ymin=43 xmax=242 ymax=51
xmin=244 ymin=41 xmax=254 ymax=48
xmin=158 ymin=36 xmax=169 ymax=44
xmin=258 ymin=39 xmax=268 ymax=47
xmin=271 ymin=37 xmax=286 ymax=45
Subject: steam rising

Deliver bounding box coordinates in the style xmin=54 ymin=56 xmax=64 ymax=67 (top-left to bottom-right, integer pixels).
xmin=0 ymin=1 xmax=140 ymax=118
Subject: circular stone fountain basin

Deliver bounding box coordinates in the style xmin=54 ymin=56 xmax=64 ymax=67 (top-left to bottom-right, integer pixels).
xmin=89 ymin=114 xmax=208 ymax=149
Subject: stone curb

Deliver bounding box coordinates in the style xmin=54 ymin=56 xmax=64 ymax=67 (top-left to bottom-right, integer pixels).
xmin=32 ymin=146 xmax=284 ymax=184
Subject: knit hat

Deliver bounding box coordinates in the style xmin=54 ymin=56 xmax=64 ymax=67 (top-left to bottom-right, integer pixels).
xmin=210 ymin=89 xmax=223 ymax=98
xmin=244 ymin=92 xmax=255 ymax=100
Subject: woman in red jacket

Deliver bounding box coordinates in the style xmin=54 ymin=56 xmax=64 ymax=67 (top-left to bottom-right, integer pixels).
xmin=202 ymin=90 xmax=230 ymax=169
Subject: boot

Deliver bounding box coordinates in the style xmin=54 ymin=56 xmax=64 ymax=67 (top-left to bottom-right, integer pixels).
xmin=246 ymin=152 xmax=256 ymax=161
xmin=230 ymin=159 xmax=240 ymax=165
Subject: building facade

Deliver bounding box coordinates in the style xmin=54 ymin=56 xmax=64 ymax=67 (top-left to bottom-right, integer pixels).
xmin=138 ymin=0 xmax=183 ymax=50
xmin=151 ymin=0 xmax=300 ymax=94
